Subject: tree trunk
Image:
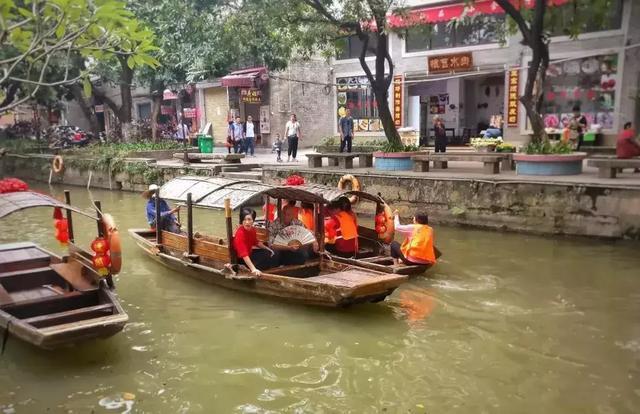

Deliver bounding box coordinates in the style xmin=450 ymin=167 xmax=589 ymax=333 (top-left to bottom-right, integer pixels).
xmin=357 ymin=30 xmax=402 ymax=148
xmin=69 ymin=83 xmax=100 ymax=138
xmin=150 ymin=79 xmax=164 ymax=142
xmin=118 ymin=57 xmax=134 ymax=142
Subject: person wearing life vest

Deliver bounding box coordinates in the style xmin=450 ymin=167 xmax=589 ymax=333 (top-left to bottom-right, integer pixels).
xmin=325 ymin=197 xmax=358 ymax=257
xmin=390 ymin=210 xmax=436 ymax=265
xmin=298 ymin=202 xmax=315 ymax=231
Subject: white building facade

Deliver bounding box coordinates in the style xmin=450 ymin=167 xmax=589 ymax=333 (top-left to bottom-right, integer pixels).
xmin=331 ymin=0 xmax=639 ymax=146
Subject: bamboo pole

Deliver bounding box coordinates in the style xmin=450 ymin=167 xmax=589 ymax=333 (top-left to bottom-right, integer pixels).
xmin=225 ymin=198 xmax=237 ymax=266
xmin=64 ymin=190 xmax=74 ymax=243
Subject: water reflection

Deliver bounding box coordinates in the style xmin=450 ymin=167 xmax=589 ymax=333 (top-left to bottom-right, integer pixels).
xmin=0 ymin=184 xmax=638 ymax=413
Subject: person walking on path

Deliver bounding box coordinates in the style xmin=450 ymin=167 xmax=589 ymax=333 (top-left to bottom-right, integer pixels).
xmin=433 ymin=116 xmax=447 ymax=153
xmin=571 ymin=105 xmax=588 ymax=150
xmin=338 ymin=109 xmax=354 ymax=153
xmin=231 ymin=116 xmax=244 ymax=154
xmin=284 ymin=113 xmax=302 ymax=162
xmin=244 ymin=115 xmax=257 ymax=157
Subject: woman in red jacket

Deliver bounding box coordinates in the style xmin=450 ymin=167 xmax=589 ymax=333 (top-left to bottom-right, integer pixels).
xmin=233 ymin=208 xmax=279 ymax=276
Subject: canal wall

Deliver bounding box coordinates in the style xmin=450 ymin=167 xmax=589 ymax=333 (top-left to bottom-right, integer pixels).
xmin=0 ymin=153 xmax=214 ymax=192
xmin=263 ymin=167 xmax=640 ymax=240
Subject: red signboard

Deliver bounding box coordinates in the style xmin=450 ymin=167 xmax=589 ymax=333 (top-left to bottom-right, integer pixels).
xmin=393 ymin=75 xmax=403 ymax=127
xmin=507 ymin=69 xmax=519 ymax=126
xmin=183 ymin=108 xmax=196 ymax=118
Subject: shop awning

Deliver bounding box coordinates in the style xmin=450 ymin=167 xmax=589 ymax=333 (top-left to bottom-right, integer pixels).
xmin=220 ymin=67 xmax=268 ymax=88
xmin=387 ymin=0 xmax=570 ymax=28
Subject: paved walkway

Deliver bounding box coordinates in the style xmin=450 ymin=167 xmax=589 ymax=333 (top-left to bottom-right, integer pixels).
xmin=154 ymin=147 xmax=640 ymax=189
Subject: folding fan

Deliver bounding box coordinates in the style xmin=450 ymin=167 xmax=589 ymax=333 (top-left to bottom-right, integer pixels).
xmin=272 ymin=225 xmax=316 ymax=248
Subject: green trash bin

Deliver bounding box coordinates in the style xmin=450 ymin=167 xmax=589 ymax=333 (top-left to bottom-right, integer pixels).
xmin=583 ymin=131 xmax=596 ymax=143
xmin=198 ymin=135 xmax=214 ymax=153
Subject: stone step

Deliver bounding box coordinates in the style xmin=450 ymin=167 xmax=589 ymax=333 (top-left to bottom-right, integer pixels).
xmin=220 ymin=164 xmax=260 ymax=173
xmin=221 ymin=171 xmax=263 ymax=180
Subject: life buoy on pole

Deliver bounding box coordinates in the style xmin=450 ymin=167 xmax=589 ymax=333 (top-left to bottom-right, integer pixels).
xmin=337 ymin=174 xmax=360 ymax=204
xmin=52 ymin=156 xmax=64 ymax=173
xmin=374 ymin=202 xmax=395 ymax=243
xmin=102 ymin=213 xmax=122 ymax=274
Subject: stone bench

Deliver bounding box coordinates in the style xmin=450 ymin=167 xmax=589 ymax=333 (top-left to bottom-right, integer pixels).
xmin=586 ymin=158 xmax=640 ymax=178
xmin=413 ymin=153 xmax=507 ymax=174
xmin=306 ymin=152 xmax=373 ymax=169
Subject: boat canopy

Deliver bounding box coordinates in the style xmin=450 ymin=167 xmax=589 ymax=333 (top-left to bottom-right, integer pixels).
xmin=0 ymin=191 xmax=98 ymax=220
xmin=159 ymin=176 xmax=366 ymax=210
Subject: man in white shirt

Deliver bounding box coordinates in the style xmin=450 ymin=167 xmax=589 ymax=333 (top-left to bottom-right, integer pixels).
xmin=174 ymin=120 xmax=190 ymax=143
xmin=244 ymin=115 xmax=256 ymax=156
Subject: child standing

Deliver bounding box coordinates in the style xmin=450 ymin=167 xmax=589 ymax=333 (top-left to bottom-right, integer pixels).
xmin=390 ymin=210 xmax=436 ymax=266
xmin=272 ymin=133 xmax=283 ymax=162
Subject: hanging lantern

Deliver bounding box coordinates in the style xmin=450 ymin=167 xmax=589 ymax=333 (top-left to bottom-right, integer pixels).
xmin=53 ymin=218 xmax=69 ymax=245
xmin=92 ymin=254 xmax=111 ymax=276
xmin=53 ymin=207 xmax=63 ymax=220
xmin=91 ymin=237 xmax=110 ymax=255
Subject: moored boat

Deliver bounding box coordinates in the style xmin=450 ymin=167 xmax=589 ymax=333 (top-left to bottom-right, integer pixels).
xmin=0 ymin=191 xmax=128 ymax=349
xmin=128 ymin=177 xmax=410 ymax=307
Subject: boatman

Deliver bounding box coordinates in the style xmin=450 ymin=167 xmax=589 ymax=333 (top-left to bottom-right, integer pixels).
xmin=143 ymin=184 xmax=181 ymax=234
xmin=390 ymin=210 xmax=436 ymax=266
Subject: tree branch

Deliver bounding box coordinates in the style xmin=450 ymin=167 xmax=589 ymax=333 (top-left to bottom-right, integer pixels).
xmin=495 ymin=0 xmax=531 ymax=46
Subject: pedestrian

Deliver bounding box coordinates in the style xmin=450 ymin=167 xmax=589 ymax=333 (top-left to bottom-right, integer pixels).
xmin=433 ymin=116 xmax=447 ymax=153
xmin=225 ymin=121 xmax=234 ymax=154
xmin=243 ymin=115 xmax=256 ymax=157
xmin=571 ymin=105 xmax=588 ymax=150
xmin=173 ymin=119 xmax=190 ymax=143
xmin=284 ymin=113 xmax=301 ymax=162
xmin=616 ymin=122 xmax=640 ymax=172
xmin=272 ymin=133 xmax=283 ymax=162
xmin=231 ymin=116 xmax=244 ymax=154
xmin=338 ymin=108 xmax=354 ymax=153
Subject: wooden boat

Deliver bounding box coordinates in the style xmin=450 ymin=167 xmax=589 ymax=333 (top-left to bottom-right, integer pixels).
xmin=0 ymin=191 xmax=128 ymax=349
xmin=129 ymin=177 xmax=409 ymax=307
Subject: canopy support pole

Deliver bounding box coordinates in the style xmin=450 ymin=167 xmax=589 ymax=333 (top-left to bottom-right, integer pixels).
xmin=225 ymin=198 xmax=237 ymax=267
xmin=155 ymin=195 xmax=162 ymax=246
xmin=94 ymin=200 xmax=113 ymax=289
xmin=186 ymin=193 xmax=194 ymax=255
xmin=64 ymin=190 xmax=74 ymax=243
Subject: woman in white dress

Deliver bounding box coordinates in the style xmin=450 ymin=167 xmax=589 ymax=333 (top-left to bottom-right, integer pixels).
xmin=284 ymin=113 xmax=302 ymax=162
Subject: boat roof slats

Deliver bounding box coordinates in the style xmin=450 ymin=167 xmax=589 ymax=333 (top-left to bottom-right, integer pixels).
xmin=0 ymin=191 xmax=98 ymax=220
xmin=158 ymin=176 xmax=382 ymax=210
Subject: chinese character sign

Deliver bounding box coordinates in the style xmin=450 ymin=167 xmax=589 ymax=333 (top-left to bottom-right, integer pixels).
xmin=240 ymin=88 xmax=262 ymax=104
xmin=507 ymin=70 xmax=519 ymax=126
xmin=260 ymin=105 xmax=270 ymax=134
xmin=393 ymin=75 xmax=403 ymax=127
xmin=428 ymin=53 xmax=473 ymax=74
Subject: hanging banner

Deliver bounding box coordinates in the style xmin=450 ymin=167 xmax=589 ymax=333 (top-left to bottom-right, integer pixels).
xmin=240 ymin=88 xmax=262 ymax=104
xmin=260 ymin=105 xmax=270 ymax=134
xmin=507 ymin=69 xmax=519 ymax=126
xmin=161 ymin=106 xmax=175 ymax=115
xmin=428 ymin=52 xmax=473 ymax=74
xmin=393 ymin=75 xmax=403 ymax=127
xmin=183 ymin=108 xmax=196 ymax=118
xmin=94 ymin=105 xmax=104 ymax=113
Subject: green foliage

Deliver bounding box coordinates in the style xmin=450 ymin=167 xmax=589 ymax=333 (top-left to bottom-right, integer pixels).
xmin=523 ymin=139 xmax=573 ymax=155
xmin=380 ymin=141 xmax=419 ymax=153
xmin=1 ymin=0 xmax=159 ymax=113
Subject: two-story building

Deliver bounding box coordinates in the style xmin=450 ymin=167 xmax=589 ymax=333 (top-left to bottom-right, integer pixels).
xmin=331 ymin=0 xmax=639 ymax=147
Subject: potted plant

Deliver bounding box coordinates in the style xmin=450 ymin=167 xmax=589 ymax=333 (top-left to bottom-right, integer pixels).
xmin=513 ymin=140 xmax=586 ymax=176
xmin=470 ymin=137 xmax=503 ymax=152
xmin=495 ymin=142 xmax=516 ymax=153
xmin=373 ymin=142 xmax=422 ymax=171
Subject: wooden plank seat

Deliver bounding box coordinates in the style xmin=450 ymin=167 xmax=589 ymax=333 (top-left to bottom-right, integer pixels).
xmin=0 ymin=244 xmax=51 ymax=273
xmin=22 ymin=303 xmax=114 ymax=328
xmin=412 ymin=153 xmax=507 ymax=174
xmin=50 ymin=262 xmax=97 ymax=291
xmin=0 ymin=284 xmax=13 ymax=306
xmin=306 ymin=152 xmax=373 ymax=169
xmin=587 ymin=158 xmax=640 ymax=178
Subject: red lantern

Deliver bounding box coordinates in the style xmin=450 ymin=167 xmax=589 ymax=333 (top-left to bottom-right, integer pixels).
xmin=53 ymin=207 xmax=63 ymax=220
xmin=92 ymin=254 xmax=111 ymax=276
xmin=91 ymin=237 xmax=110 ymax=255
xmin=54 ymin=218 xmax=68 ymax=231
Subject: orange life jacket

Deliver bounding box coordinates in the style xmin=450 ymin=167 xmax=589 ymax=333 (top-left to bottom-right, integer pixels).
xmin=335 ymin=211 xmax=357 ymax=241
xmin=299 ymin=208 xmax=314 ymax=231
xmin=401 ymin=224 xmax=436 ymax=263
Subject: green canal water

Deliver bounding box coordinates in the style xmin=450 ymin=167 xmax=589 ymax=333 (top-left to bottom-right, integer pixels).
xmin=0 ymin=184 xmax=639 ymax=413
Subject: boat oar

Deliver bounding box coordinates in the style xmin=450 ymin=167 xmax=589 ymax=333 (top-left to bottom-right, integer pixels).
xmin=1 ymin=320 xmax=11 ymax=355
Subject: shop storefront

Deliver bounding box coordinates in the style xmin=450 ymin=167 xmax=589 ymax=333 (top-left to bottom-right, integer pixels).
xmin=221 ymin=67 xmax=270 ymax=146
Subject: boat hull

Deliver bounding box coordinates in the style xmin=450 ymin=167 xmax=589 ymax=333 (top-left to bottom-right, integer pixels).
xmin=129 ymin=229 xmax=407 ymax=307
